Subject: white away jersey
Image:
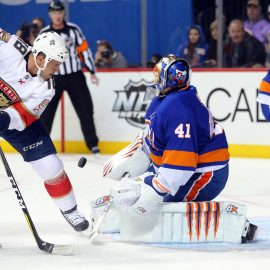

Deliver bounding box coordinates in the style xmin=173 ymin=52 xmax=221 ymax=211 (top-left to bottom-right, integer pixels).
xmin=0 ymin=34 xmax=55 ymax=130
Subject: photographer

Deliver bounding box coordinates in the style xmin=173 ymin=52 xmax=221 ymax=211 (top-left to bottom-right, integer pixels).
xmin=32 ymin=17 xmax=45 ymax=33
xmin=16 ymin=22 xmax=39 ymax=45
xmin=95 ymin=40 xmax=128 ymax=68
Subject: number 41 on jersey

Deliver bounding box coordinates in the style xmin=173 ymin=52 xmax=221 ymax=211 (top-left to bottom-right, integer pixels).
xmin=175 ymin=123 xmax=191 ymax=138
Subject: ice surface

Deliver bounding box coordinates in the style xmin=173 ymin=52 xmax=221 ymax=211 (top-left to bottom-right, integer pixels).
xmin=0 ymin=154 xmax=269 ymax=270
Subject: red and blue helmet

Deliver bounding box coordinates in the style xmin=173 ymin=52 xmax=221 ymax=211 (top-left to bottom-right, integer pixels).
xmin=145 ymin=55 xmax=191 ymax=100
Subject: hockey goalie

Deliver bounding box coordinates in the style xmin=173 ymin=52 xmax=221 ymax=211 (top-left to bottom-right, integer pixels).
xmin=91 ymin=55 xmax=258 ymax=244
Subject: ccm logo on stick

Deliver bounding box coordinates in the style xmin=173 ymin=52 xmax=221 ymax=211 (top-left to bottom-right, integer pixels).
xmin=23 ymin=141 xmax=43 ymax=151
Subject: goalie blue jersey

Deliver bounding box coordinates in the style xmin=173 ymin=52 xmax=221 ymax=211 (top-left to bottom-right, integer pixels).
xmin=144 ymin=85 xmax=229 ymax=196
xmin=257 ymin=70 xmax=270 ymax=106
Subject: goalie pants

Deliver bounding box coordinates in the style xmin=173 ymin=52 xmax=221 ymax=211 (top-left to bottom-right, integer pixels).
xmin=164 ymin=165 xmax=229 ymax=202
xmin=40 ymin=71 xmax=99 ymax=150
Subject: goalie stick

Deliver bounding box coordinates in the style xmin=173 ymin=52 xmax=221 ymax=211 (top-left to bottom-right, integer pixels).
xmin=0 ymin=146 xmax=74 ymax=255
xmin=89 ymin=200 xmax=113 ymax=242
xmin=89 ymin=172 xmax=130 ymax=242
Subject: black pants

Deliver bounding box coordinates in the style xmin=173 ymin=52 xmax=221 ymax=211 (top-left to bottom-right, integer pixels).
xmin=40 ymin=71 xmax=98 ymax=150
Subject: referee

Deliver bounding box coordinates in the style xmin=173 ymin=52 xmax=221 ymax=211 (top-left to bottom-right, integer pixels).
xmin=40 ymin=0 xmax=100 ymax=154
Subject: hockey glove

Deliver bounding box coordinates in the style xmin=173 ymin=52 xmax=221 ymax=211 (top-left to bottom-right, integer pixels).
xmin=110 ymin=173 xmax=163 ymax=216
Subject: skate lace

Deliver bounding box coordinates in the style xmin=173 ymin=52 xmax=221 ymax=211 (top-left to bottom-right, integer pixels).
xmin=63 ymin=210 xmax=85 ymax=226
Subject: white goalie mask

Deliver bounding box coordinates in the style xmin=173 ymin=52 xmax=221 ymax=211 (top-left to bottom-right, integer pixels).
xmin=32 ymin=31 xmax=68 ymax=76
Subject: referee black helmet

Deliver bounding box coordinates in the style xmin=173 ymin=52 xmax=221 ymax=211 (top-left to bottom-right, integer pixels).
xmin=48 ymin=1 xmax=65 ymax=11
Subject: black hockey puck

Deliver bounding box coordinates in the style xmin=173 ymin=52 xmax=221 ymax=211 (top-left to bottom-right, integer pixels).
xmin=78 ymin=157 xmax=87 ymax=168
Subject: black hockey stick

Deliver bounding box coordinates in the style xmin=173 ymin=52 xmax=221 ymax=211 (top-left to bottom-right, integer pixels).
xmin=0 ymin=146 xmax=74 ymax=255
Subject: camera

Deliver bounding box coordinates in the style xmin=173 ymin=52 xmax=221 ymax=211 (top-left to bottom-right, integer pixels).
xmin=18 ymin=22 xmax=39 ymax=45
xmin=101 ymin=49 xmax=112 ymax=59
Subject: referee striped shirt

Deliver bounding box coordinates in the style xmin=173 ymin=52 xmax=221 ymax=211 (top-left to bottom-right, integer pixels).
xmin=40 ymin=21 xmax=96 ymax=76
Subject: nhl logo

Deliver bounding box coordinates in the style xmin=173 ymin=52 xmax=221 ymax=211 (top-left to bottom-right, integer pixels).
xmin=112 ymin=79 xmax=151 ymax=129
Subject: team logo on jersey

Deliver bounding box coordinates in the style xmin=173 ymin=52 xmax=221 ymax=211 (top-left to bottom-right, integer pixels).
xmin=0 ymin=93 xmax=11 ymax=108
xmin=112 ymin=79 xmax=151 ymax=129
xmin=0 ymin=78 xmax=20 ymax=109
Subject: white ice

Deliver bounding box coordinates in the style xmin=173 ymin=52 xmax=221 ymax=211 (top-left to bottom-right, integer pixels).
xmin=0 ymin=154 xmax=269 ymax=270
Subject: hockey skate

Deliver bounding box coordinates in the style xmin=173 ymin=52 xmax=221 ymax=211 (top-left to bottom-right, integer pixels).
xmin=91 ymin=146 xmax=100 ymax=155
xmin=61 ymin=206 xmax=90 ymax=232
xmin=241 ymin=220 xmax=258 ymax=243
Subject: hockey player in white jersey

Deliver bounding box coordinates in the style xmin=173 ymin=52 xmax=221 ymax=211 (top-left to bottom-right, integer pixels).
xmin=0 ymin=28 xmax=90 ymax=232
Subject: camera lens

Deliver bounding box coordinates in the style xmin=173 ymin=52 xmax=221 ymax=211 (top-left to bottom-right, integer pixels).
xmin=101 ymin=50 xmax=111 ymax=59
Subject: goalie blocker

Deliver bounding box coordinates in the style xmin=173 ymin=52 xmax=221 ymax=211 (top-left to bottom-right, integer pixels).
xmin=91 ymin=199 xmax=258 ymax=244
xmin=103 ymin=132 xmax=151 ymax=180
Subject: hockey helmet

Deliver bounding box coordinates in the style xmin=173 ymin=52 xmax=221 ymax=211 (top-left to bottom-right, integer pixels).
xmin=145 ymin=55 xmax=191 ymax=101
xmin=32 ymin=31 xmax=68 ymax=75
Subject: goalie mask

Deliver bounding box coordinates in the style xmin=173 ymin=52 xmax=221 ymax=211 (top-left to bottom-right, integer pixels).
xmin=144 ymin=55 xmax=191 ymax=101
xmin=32 ymin=31 xmax=68 ymax=76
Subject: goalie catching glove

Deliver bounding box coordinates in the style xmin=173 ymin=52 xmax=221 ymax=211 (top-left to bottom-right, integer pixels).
xmin=110 ymin=172 xmax=164 ymax=216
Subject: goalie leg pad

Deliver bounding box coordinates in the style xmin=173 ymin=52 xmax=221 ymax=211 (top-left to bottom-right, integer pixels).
xmin=119 ymin=201 xmax=255 ymax=244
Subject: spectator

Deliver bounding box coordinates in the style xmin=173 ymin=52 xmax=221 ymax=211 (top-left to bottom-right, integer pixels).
xmin=40 ymin=0 xmax=100 ymax=154
xmin=147 ymin=53 xmax=162 ymax=68
xmin=223 ymin=19 xmax=266 ymax=67
xmin=95 ymin=40 xmax=128 ymax=68
xmin=265 ymin=4 xmax=270 ymax=67
xmin=244 ymin=0 xmax=270 ymax=67
xmin=244 ymin=0 xmax=270 ymax=47
xmin=205 ymin=18 xmax=226 ymax=67
xmin=175 ymin=25 xmax=209 ymax=67
xmin=32 ymin=17 xmax=45 ymax=32
xmin=16 ymin=22 xmax=39 ymax=45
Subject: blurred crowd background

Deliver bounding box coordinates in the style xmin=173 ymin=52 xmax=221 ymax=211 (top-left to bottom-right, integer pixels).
xmin=1 ymin=0 xmax=270 ymax=68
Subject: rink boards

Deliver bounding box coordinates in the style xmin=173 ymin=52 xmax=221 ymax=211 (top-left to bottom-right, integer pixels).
xmin=1 ymin=69 xmax=270 ymax=158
